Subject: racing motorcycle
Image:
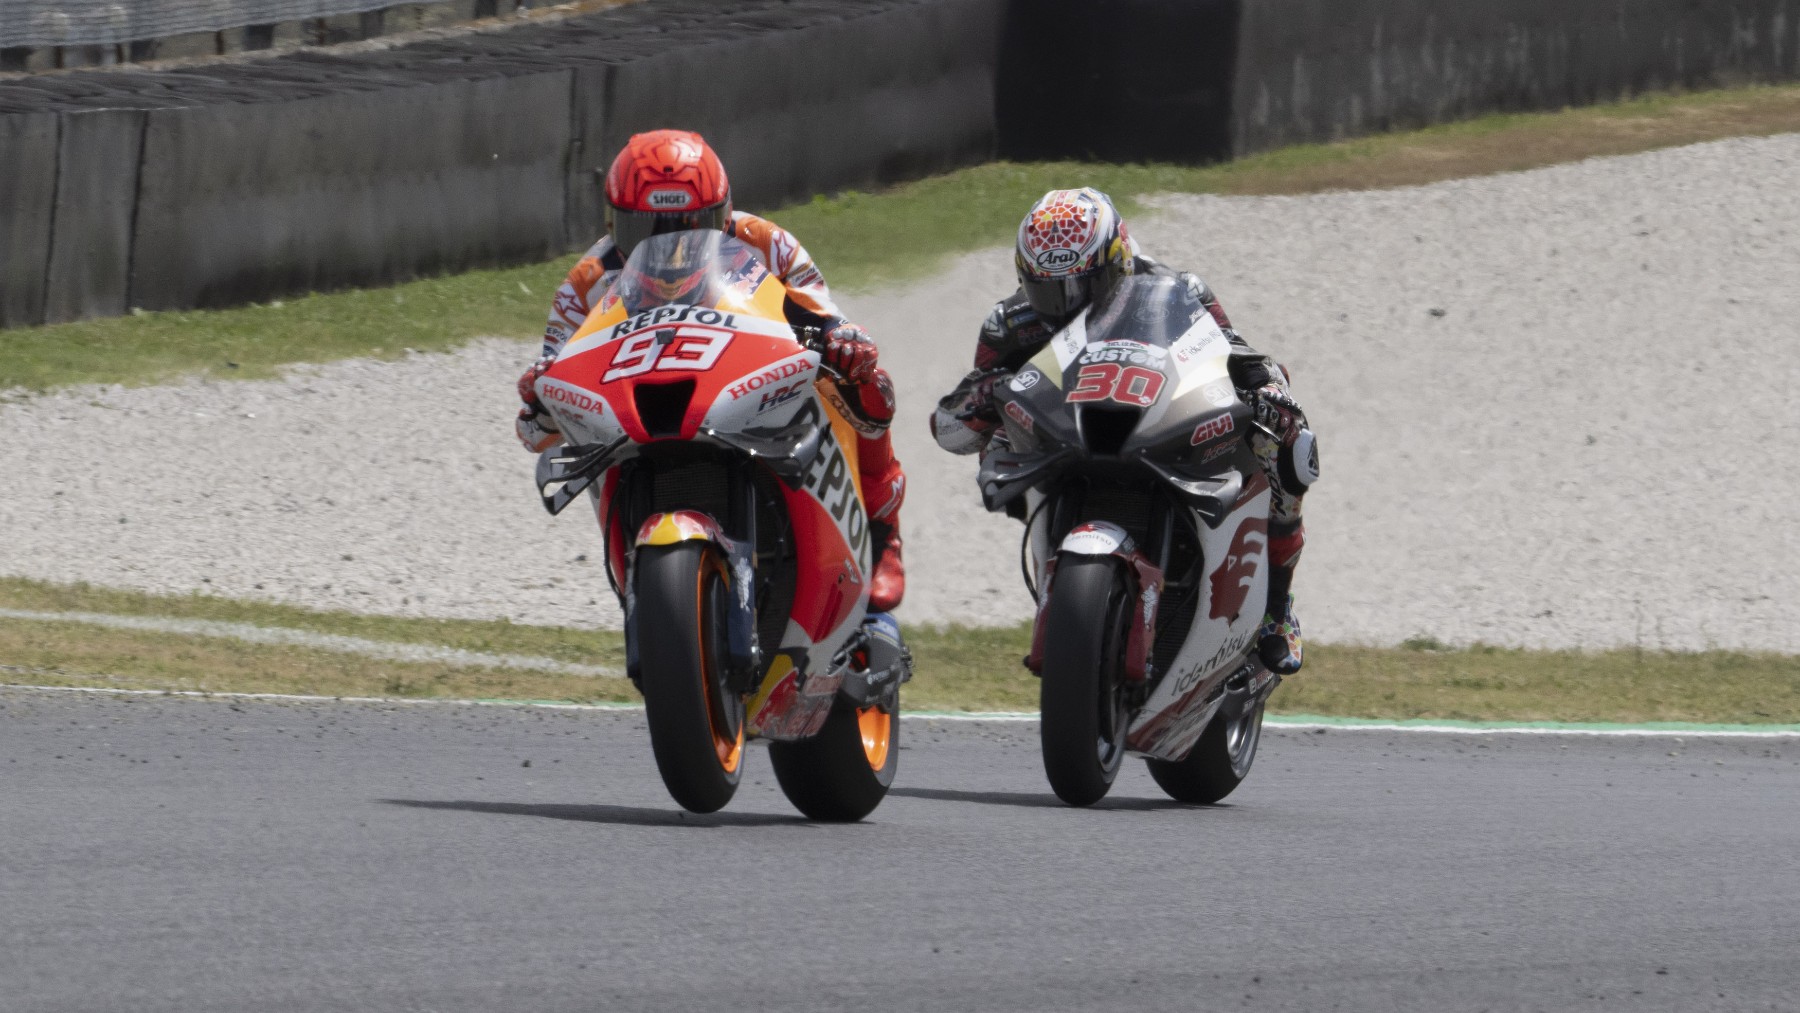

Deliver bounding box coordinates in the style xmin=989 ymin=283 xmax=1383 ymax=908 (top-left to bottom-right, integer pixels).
xmin=978 ymin=273 xmax=1282 ymax=806
xmin=530 ymin=230 xmax=909 ymax=820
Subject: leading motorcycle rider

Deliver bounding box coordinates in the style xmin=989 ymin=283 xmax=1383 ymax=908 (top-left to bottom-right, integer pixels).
xmin=514 ymin=129 xmax=908 ymax=612
xmin=930 ymin=188 xmax=1316 ymax=673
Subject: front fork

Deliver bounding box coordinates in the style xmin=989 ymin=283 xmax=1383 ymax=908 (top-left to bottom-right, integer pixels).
xmin=624 ymin=509 xmax=760 ymax=692
xmin=1024 ymin=521 xmax=1165 ymax=685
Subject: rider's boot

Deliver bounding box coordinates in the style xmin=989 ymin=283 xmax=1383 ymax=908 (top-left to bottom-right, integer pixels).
xmin=1257 ymin=521 xmax=1305 ymax=674
xmin=867 ymin=521 xmax=905 ymax=613
xmin=852 ymin=369 xmax=906 ymax=613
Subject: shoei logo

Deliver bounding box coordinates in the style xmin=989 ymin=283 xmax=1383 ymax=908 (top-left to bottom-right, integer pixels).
xmin=647 ymin=189 xmax=692 ymax=209
xmin=1034 ymin=247 xmax=1081 ymax=272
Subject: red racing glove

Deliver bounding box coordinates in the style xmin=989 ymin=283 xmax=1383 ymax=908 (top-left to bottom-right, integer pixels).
xmin=515 ymin=355 xmax=562 ymax=452
xmin=823 ymin=324 xmax=879 ymax=384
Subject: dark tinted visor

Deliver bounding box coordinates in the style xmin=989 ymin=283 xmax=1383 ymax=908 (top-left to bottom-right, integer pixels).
xmin=1021 ymin=271 xmax=1096 ymax=323
xmin=611 ymin=202 xmax=729 ymax=258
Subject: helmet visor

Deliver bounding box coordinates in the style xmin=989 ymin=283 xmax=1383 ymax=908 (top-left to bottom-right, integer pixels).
xmin=1021 ymin=270 xmax=1096 ymax=323
xmin=611 ymin=202 xmax=729 ymax=258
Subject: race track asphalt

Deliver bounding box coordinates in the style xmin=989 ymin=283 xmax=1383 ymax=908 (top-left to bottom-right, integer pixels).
xmin=3 ymin=688 xmax=1796 ymax=1012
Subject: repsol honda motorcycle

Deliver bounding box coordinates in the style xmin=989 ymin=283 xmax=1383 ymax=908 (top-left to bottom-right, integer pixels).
xmin=978 ymin=273 xmax=1282 ymax=806
xmin=531 ymin=230 xmax=909 ymax=820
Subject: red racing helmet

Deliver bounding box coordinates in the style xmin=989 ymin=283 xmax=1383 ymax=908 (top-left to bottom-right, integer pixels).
xmin=603 ymin=129 xmax=733 ymax=257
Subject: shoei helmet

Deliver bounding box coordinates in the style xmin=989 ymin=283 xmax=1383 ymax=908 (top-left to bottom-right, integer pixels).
xmin=1014 ymin=188 xmax=1134 ymax=325
xmin=604 ymin=129 xmax=732 ymax=258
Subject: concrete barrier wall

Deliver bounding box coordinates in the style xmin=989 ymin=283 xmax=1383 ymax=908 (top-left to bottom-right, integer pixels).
xmin=4 ymin=0 xmax=1799 ymax=330
xmin=131 ymin=72 xmax=571 ymax=310
xmin=0 ymin=111 xmax=59 ymax=327
xmin=0 ymin=0 xmax=1005 ymax=327
xmin=1232 ymin=0 xmax=1800 ymax=153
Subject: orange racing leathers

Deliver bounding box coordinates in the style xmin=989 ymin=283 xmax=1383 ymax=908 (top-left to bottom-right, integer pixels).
xmin=525 ymin=212 xmax=907 ymax=610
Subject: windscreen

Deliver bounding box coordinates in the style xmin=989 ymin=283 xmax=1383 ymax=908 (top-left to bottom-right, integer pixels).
xmin=1081 ymin=274 xmax=1210 ymax=349
xmin=608 ymin=230 xmax=773 ymax=316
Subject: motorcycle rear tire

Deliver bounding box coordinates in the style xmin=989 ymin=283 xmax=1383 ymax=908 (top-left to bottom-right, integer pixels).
xmin=769 ymin=697 xmax=899 ymax=822
xmin=1145 ymin=697 xmax=1265 ymax=805
xmin=636 ymin=542 xmax=745 ymax=814
xmin=1039 ymin=556 xmax=1131 ymax=806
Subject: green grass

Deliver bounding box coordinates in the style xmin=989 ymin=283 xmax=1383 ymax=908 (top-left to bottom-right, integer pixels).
xmin=6 ymin=83 xmax=1800 ymax=393
xmin=3 ymin=578 xmax=1797 ymax=723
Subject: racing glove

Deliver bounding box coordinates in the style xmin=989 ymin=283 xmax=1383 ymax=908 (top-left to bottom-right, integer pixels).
xmin=1248 ymin=383 xmax=1303 ymax=442
xmin=823 ymin=324 xmax=879 ymax=384
xmin=515 ymin=356 xmax=563 ymax=452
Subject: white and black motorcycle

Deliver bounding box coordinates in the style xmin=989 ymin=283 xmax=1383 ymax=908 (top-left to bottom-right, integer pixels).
xmin=978 ymin=273 xmax=1283 ymax=806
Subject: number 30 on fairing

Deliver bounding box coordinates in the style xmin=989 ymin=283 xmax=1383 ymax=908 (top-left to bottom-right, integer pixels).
xmin=1066 ymin=362 xmax=1165 ymax=407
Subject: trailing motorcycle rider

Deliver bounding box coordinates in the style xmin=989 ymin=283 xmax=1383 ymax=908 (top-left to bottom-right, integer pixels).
xmin=514 ymin=129 xmax=907 ymax=612
xmin=930 ymin=188 xmax=1316 ymax=673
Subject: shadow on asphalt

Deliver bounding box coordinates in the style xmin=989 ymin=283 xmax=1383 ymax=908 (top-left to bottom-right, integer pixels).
xmin=889 ymin=786 xmax=1210 ymax=812
xmin=379 ymin=798 xmax=805 ymax=827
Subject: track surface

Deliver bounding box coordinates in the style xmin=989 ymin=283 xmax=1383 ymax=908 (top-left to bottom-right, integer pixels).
xmin=4 ymin=689 xmax=1796 ymax=1012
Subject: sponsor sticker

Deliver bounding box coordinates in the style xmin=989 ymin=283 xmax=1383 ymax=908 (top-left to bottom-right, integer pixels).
xmin=1190 ymin=412 xmax=1236 ymax=446
xmin=1010 ymin=369 xmax=1041 ymax=392
xmin=726 ymin=353 xmax=814 ymax=400
xmin=1201 ymin=380 xmax=1235 ymax=408
xmin=1003 ymin=399 xmax=1034 ymax=433
xmin=647 ymin=188 xmax=692 ymax=209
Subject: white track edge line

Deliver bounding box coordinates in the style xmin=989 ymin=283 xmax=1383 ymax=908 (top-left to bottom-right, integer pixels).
xmin=0 ymin=608 xmax=621 ymax=678
xmin=4 ymin=683 xmax=1798 ymax=737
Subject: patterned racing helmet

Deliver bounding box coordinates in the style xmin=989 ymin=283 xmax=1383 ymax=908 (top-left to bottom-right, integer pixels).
xmin=604 ymin=129 xmax=733 ymax=257
xmin=1014 ymin=187 xmax=1134 ymax=324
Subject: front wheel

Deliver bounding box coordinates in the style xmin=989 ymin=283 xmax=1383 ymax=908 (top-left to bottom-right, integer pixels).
xmin=1145 ymin=697 xmax=1265 ymax=804
xmin=1039 ymin=556 xmax=1132 ymax=806
xmin=636 ymin=542 xmax=745 ymax=813
xmin=769 ymin=697 xmax=899 ymax=822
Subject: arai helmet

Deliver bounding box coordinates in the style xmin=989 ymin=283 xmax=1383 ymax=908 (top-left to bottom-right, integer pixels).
xmin=1014 ymin=187 xmax=1133 ymax=324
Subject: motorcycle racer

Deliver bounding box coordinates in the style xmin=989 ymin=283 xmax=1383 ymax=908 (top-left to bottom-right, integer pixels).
xmin=930 ymin=188 xmax=1316 ymax=673
xmin=515 ymin=129 xmax=907 ymax=612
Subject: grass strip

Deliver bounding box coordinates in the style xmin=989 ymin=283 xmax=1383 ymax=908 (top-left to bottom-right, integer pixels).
xmin=2 ymin=578 xmax=1797 ymax=722
xmin=6 ymin=84 xmax=1799 ymax=393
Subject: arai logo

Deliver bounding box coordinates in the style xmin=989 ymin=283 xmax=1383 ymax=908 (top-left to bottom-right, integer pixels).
xmin=1034 ymin=247 xmax=1081 ymax=272
xmin=647 ymin=189 xmax=692 ymax=209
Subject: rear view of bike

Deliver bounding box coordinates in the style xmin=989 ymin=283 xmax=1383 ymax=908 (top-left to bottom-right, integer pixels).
xmin=531 ymin=230 xmax=908 ymax=819
xmin=979 ymin=274 xmax=1285 ymax=805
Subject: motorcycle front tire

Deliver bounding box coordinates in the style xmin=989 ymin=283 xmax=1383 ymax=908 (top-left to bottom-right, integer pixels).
xmin=1038 ymin=555 xmax=1131 ymax=806
xmin=636 ymin=542 xmax=746 ymax=814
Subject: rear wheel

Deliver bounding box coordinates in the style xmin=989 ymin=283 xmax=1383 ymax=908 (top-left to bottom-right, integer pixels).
xmin=769 ymin=696 xmax=899 ymax=822
xmin=1145 ymin=697 xmax=1265 ymax=804
xmin=636 ymin=542 xmax=745 ymax=813
xmin=1039 ymin=556 xmax=1131 ymax=806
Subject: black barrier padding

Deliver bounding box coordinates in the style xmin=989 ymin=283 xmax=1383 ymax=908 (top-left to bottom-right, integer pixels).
xmin=129 ymin=72 xmax=572 ymax=311
xmin=997 ymin=0 xmax=1241 ymax=164
xmin=1232 ymin=0 xmax=1800 ymax=152
xmin=0 ymin=111 xmax=58 ymax=328
xmin=43 ymin=109 xmax=145 ymax=323
xmin=567 ymin=0 xmax=1004 ymax=245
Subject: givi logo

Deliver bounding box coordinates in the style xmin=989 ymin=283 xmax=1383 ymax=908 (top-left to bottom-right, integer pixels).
xmin=1208 ymin=515 xmax=1268 ymax=621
